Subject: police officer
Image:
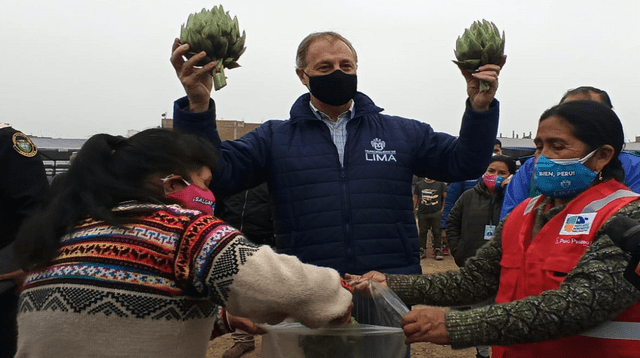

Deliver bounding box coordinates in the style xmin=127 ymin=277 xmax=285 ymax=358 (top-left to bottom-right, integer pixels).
xmin=0 ymin=124 xmax=49 ymax=358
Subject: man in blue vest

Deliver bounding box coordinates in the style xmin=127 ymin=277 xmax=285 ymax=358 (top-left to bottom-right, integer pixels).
xmin=170 ymin=31 xmax=504 ymax=277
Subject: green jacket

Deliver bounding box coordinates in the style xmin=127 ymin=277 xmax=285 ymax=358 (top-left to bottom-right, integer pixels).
xmin=446 ymin=181 xmax=504 ymax=267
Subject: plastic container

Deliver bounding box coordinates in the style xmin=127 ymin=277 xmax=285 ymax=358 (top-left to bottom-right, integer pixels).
xmin=261 ymin=322 xmax=407 ymax=358
xmin=261 ymin=282 xmax=409 ymax=358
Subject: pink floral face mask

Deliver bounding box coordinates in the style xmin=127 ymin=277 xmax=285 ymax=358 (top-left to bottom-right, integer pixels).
xmin=163 ymin=176 xmax=216 ymax=215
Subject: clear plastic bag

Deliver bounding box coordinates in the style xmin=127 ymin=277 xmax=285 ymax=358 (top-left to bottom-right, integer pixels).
xmin=261 ymin=281 xmax=409 ymax=358
xmin=351 ymin=281 xmax=410 ymax=328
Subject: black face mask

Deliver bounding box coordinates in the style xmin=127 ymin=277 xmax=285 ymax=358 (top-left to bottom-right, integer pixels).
xmin=307 ymin=70 xmax=357 ymax=106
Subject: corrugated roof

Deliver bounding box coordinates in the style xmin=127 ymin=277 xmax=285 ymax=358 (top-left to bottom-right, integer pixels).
xmin=31 ymin=137 xmax=87 ymax=151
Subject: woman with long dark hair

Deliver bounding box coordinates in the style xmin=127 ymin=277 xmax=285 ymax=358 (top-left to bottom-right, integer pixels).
xmin=13 ymin=128 xmax=352 ymax=358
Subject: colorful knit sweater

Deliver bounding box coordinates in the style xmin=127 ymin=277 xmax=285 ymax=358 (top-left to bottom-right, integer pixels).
xmin=386 ymin=198 xmax=640 ymax=349
xmin=16 ymin=203 xmax=352 ymax=358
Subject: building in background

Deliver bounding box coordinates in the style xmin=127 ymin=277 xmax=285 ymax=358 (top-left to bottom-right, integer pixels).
xmin=498 ymin=135 xmax=640 ymax=167
xmin=161 ymin=116 xmax=260 ymax=141
xmin=30 ymin=137 xmax=86 ymax=181
xmin=27 ymin=122 xmax=640 ymax=181
xmin=32 ymin=117 xmax=259 ymax=181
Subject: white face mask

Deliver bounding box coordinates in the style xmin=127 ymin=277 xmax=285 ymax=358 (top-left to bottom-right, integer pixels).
xmin=545 ymin=148 xmax=598 ymax=165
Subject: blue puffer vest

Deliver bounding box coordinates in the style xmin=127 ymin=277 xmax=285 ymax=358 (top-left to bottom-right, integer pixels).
xmin=174 ymin=92 xmax=499 ymax=274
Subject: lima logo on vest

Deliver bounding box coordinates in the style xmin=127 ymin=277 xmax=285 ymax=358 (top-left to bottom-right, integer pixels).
xmin=365 ymin=138 xmax=397 ymax=162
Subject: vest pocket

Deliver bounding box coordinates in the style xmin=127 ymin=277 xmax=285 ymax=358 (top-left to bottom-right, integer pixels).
xmin=542 ymin=256 xmax=576 ymax=290
xmin=499 ymin=254 xmax=522 ymax=269
xmin=497 ymin=254 xmax=522 ymax=302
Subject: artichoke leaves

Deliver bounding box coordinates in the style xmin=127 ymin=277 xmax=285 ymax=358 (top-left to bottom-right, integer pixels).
xmin=180 ymin=5 xmax=246 ymax=90
xmin=453 ymin=20 xmax=505 ymax=92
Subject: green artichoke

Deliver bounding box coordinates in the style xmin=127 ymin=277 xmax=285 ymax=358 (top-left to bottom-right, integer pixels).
xmin=180 ymin=5 xmax=246 ymax=90
xmin=453 ymin=20 xmax=505 ymax=92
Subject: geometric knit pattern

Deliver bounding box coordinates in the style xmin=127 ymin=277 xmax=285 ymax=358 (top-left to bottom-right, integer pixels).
xmin=19 ymin=285 xmax=216 ymax=320
xmin=19 ymin=202 xmax=260 ymax=321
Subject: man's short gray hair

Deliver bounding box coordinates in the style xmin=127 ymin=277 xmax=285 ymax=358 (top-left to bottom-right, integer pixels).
xmin=295 ymin=31 xmax=358 ymax=69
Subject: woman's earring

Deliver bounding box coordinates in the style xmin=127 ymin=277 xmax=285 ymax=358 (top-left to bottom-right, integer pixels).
xmin=598 ymin=171 xmax=604 ymax=181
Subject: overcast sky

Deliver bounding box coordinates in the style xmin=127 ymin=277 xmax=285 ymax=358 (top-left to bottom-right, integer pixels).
xmin=2 ymin=0 xmax=639 ymax=143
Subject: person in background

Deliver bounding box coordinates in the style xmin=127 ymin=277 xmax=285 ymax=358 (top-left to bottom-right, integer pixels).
xmin=410 ymin=175 xmax=421 ymax=201
xmin=0 ymin=124 xmax=49 ymax=358
xmin=500 ymin=86 xmax=640 ymax=220
xmin=217 ymin=182 xmax=274 ymax=358
xmin=413 ymin=178 xmax=447 ymax=260
xmin=349 ymin=100 xmax=640 ymax=357
xmin=441 ymin=139 xmax=504 ymax=255
xmin=170 ymin=31 xmax=504 ymax=276
xmin=446 ymin=154 xmax=516 ymax=358
xmin=218 ymin=182 xmax=274 ymax=247
xmin=12 ymin=128 xmax=352 ymax=358
xmin=447 ymin=155 xmax=515 ymax=268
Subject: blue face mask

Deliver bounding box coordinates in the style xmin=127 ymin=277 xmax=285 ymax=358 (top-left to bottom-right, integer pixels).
xmin=534 ymin=149 xmax=598 ymax=199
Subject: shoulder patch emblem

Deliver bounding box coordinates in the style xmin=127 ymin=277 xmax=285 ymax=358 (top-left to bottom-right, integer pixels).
xmin=12 ymin=132 xmax=38 ymax=157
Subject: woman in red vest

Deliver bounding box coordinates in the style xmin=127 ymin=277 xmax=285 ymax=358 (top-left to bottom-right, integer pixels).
xmin=349 ymin=100 xmax=640 ymax=358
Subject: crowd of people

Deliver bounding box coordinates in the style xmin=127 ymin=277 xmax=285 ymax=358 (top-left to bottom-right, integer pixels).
xmin=0 ymin=28 xmax=638 ymax=358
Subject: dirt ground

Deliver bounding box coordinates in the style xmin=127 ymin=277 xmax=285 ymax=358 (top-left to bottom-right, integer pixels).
xmin=206 ymin=252 xmax=481 ymax=358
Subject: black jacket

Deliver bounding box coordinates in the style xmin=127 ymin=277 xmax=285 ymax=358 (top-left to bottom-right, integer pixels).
xmin=0 ymin=127 xmax=49 ymax=251
xmin=217 ymin=182 xmax=274 ymax=246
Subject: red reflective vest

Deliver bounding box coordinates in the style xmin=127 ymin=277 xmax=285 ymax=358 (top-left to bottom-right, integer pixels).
xmin=494 ymin=180 xmax=640 ymax=358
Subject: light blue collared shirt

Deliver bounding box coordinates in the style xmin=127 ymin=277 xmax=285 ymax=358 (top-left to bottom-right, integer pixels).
xmin=309 ymin=100 xmax=355 ymax=166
